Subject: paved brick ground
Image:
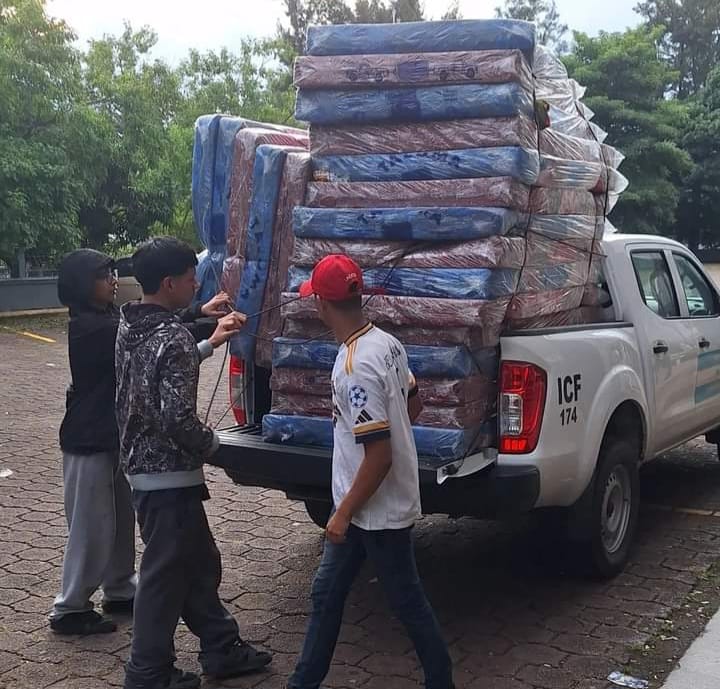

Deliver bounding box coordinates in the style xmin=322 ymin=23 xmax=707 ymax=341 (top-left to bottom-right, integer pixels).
xmin=2 ymin=321 xmax=720 ymax=689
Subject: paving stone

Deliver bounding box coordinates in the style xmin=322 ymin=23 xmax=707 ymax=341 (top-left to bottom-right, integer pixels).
xmin=2 ymin=328 xmax=720 ymax=689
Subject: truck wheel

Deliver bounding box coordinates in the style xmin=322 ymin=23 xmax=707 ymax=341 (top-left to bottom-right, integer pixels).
xmin=581 ymin=437 xmax=640 ymax=578
xmin=304 ymin=500 xmax=332 ymax=529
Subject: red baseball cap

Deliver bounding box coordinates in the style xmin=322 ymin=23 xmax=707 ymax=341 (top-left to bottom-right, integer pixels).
xmin=299 ymin=254 xmax=364 ymax=301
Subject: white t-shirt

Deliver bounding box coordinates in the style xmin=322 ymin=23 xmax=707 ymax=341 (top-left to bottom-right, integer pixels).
xmin=331 ymin=323 xmax=421 ymax=530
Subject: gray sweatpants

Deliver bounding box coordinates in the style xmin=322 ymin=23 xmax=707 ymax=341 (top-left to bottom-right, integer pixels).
xmin=51 ymin=451 xmax=137 ymax=619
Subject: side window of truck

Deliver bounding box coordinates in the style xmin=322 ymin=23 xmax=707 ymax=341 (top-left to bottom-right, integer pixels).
xmin=672 ymin=253 xmax=720 ymax=318
xmin=631 ymin=252 xmax=680 ymax=318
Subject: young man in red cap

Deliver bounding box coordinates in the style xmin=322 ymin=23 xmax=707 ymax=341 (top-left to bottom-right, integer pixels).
xmin=288 ymin=255 xmax=454 ymax=689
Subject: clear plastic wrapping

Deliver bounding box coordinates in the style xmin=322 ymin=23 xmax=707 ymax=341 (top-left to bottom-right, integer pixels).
xmin=281 ymin=317 xmax=502 ymax=349
xmin=310 ymin=116 xmax=536 ymax=157
xmin=294 ymin=206 xmax=519 ymax=241
xmin=227 ymin=128 xmax=308 ymax=258
xmin=192 ymin=115 xmax=221 ymax=250
xmin=270 ymin=392 xmax=494 ymax=429
xmin=232 ymin=145 xmax=306 ymax=359
xmin=262 ymin=413 xmax=495 ymax=464
xmin=295 ymin=82 xmax=534 ymax=126
xmin=305 ymin=19 xmax=536 ymax=61
xmin=505 ymin=305 xmax=616 ymax=331
xmin=288 ymin=265 xmax=519 ymax=300
xmin=270 ymin=368 xmax=493 ymax=406
xmin=507 ymin=286 xmax=585 ymax=320
xmin=306 ymin=178 xmax=602 ymax=216
xmin=256 ymin=152 xmax=312 ymax=368
xmin=273 ymin=337 xmax=499 ymax=379
xmin=294 ymin=50 xmax=532 ymax=90
xmin=312 ymin=146 xmax=539 ymax=185
xmin=291 ymin=236 xmax=527 ymax=270
xmin=281 ymin=291 xmax=512 ymax=330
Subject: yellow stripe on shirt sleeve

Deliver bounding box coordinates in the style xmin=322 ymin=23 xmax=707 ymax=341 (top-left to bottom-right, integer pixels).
xmin=353 ymin=420 xmax=390 ymax=436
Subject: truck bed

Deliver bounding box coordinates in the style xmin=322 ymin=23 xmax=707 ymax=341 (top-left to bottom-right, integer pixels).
xmin=209 ymin=425 xmax=537 ymax=518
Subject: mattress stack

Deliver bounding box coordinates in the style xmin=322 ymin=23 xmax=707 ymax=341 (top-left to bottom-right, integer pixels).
xmin=191 ymin=115 xmax=308 ymax=317
xmin=257 ymin=19 xmax=626 ymax=463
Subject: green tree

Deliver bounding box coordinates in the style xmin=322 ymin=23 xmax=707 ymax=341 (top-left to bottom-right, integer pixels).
xmin=0 ymin=0 xmax=107 ymax=273
xmin=79 ymin=24 xmax=183 ymax=249
xmin=495 ymin=0 xmax=568 ymax=52
xmin=635 ymin=0 xmax=720 ymax=98
xmin=564 ymin=28 xmax=693 ymax=236
xmin=676 ymin=66 xmax=720 ymax=249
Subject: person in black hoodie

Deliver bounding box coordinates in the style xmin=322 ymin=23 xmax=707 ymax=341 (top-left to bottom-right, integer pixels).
xmin=51 ymin=249 xmax=234 ymax=637
xmin=116 ymin=237 xmax=272 ymax=689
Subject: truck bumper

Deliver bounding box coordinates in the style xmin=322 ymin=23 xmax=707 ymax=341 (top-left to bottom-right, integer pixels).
xmin=210 ymin=428 xmax=540 ymax=518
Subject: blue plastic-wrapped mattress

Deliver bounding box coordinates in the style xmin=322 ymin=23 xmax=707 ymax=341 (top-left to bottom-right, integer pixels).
xmin=305 ymin=20 xmax=536 ymax=63
xmin=312 ymin=147 xmax=539 ymax=185
xmin=288 ymin=266 xmax=519 ymax=300
xmin=293 ymin=206 xmax=519 ymax=241
xmin=262 ymin=414 xmax=495 ymax=464
xmin=232 ymin=145 xmax=305 ymax=359
xmin=272 ymin=338 xmax=498 ymax=379
xmin=295 ymin=83 xmax=533 ymax=125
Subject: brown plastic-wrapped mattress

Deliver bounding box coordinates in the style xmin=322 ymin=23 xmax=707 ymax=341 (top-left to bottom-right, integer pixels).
xmin=294 ymin=49 xmax=532 ymax=90
xmin=310 ymin=116 xmax=536 ymax=156
xmin=291 ymin=236 xmax=527 ymax=270
xmin=306 ymin=178 xmax=603 ymax=216
xmin=270 ymin=368 xmax=493 ymax=407
xmin=227 ymin=128 xmax=308 ymax=257
xmin=281 ymin=291 xmax=512 ymax=330
xmin=507 ymin=285 xmax=585 ymax=321
xmin=270 ymin=392 xmax=494 ymax=429
xmin=255 ymin=152 xmax=312 ymax=368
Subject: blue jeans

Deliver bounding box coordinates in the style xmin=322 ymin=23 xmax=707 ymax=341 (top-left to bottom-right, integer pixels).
xmin=288 ymin=525 xmax=453 ymax=689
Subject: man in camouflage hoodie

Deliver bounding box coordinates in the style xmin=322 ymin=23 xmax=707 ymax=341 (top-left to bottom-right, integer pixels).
xmin=116 ymin=237 xmax=272 ymax=689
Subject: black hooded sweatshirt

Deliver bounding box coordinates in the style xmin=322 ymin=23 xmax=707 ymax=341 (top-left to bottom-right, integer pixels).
xmin=57 ymin=250 xmax=208 ymax=455
xmin=58 ymin=250 xmax=120 ymax=454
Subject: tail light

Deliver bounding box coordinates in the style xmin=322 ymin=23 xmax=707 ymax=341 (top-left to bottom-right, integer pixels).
xmin=499 ymin=361 xmax=547 ymax=454
xmin=229 ymin=355 xmax=247 ymax=425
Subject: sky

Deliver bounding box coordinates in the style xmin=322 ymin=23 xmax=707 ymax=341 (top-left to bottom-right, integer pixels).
xmin=47 ymin=0 xmax=642 ymax=65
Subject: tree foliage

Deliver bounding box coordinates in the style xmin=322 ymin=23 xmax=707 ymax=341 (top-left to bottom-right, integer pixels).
xmin=676 ymin=67 xmax=720 ymax=249
xmin=565 ymin=28 xmax=693 ymax=237
xmin=0 ymin=0 xmax=107 ymax=271
xmin=635 ymin=0 xmax=720 ymax=98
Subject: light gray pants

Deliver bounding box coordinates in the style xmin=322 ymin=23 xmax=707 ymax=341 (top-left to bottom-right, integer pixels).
xmin=51 ymin=451 xmax=137 ymax=619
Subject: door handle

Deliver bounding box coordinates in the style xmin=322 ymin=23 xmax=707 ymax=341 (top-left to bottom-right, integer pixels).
xmin=699 ymin=338 xmax=711 ymax=350
xmin=653 ymin=341 xmax=669 ymax=354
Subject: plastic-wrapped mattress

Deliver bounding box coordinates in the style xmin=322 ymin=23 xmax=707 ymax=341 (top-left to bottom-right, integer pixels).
xmin=281 ymin=291 xmax=511 ymax=331
xmin=262 ymin=414 xmax=495 ymax=464
xmin=305 ymin=19 xmax=536 ymax=61
xmin=310 ymin=117 xmax=536 ymax=156
xmin=296 ymin=83 xmax=534 ymax=125
xmin=270 ymin=392 xmax=493 ymax=429
xmin=294 ymin=49 xmax=532 ymax=90
xmin=306 ymin=178 xmax=603 ymax=216
xmin=255 ymin=152 xmax=312 ymax=368
xmin=312 ymin=146 xmax=539 ymax=184
xmin=273 ymin=337 xmax=499 ymax=380
xmin=232 ymin=145 xmax=305 ymax=359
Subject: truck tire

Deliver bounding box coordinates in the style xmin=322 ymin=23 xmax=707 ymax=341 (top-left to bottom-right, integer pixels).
xmin=579 ymin=437 xmax=640 ymax=578
xmin=304 ymin=500 xmax=332 ymax=529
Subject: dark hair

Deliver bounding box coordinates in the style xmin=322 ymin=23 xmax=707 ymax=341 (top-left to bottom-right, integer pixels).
xmin=327 ymin=295 xmax=363 ymax=313
xmin=132 ymin=237 xmax=197 ymax=294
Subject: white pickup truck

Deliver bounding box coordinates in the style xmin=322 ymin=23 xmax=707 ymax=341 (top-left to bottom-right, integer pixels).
xmin=211 ymin=234 xmax=720 ymax=577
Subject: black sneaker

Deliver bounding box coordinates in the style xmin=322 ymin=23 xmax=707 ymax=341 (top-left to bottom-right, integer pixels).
xmin=123 ymin=668 xmax=200 ymax=689
xmin=102 ymin=598 xmax=134 ymax=615
xmin=200 ymin=642 xmax=272 ymax=679
xmin=168 ymin=668 xmax=200 ymax=689
xmin=50 ymin=610 xmax=117 ymax=636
